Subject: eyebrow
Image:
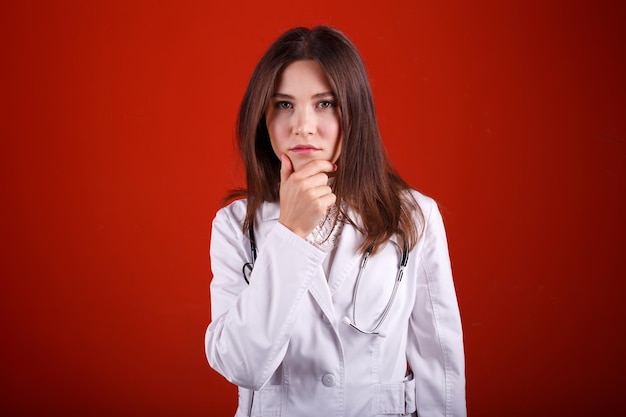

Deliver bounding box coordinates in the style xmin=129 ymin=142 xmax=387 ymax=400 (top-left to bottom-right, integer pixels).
xmin=271 ymin=92 xmax=335 ymax=99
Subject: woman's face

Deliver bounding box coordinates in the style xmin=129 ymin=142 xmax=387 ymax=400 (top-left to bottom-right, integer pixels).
xmin=265 ymin=60 xmax=342 ymax=172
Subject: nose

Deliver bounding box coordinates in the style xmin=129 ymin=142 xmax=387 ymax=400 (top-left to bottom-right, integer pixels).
xmin=293 ymin=106 xmax=315 ymax=136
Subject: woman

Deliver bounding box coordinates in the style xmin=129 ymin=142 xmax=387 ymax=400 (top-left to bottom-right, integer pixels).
xmin=205 ymin=26 xmax=466 ymax=417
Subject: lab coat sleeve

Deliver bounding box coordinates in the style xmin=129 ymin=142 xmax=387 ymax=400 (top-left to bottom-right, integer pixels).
xmin=205 ymin=204 xmax=326 ymax=390
xmin=406 ymin=197 xmax=466 ymax=417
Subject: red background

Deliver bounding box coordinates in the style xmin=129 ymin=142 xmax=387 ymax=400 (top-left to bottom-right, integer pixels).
xmin=2 ymin=1 xmax=625 ymax=416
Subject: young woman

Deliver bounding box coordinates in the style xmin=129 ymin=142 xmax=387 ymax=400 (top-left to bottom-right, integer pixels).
xmin=205 ymin=26 xmax=466 ymax=417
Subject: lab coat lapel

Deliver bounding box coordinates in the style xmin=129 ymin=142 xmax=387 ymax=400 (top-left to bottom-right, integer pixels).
xmin=306 ymin=266 xmax=336 ymax=323
xmin=326 ymin=208 xmax=363 ymax=296
xmin=307 ymin=219 xmax=363 ymax=322
xmin=258 ymin=202 xmax=362 ymax=321
xmin=259 ymin=201 xmax=337 ymax=322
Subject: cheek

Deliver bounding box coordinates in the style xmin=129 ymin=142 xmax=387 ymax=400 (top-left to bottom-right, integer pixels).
xmin=320 ymin=114 xmax=341 ymax=137
xmin=332 ymin=137 xmax=343 ymax=162
xmin=327 ymin=117 xmax=342 ymax=151
xmin=334 ymin=119 xmax=343 ymax=161
xmin=267 ymin=114 xmax=288 ymax=137
xmin=265 ymin=116 xmax=275 ymax=138
xmin=266 ymin=116 xmax=287 ymax=155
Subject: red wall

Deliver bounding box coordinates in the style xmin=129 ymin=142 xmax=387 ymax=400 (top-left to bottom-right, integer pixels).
xmin=2 ymin=1 xmax=625 ymax=416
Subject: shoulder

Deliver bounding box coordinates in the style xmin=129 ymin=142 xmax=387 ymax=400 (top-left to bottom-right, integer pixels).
xmin=406 ymin=189 xmax=436 ymax=211
xmin=213 ymin=199 xmax=281 ymax=228
xmin=215 ymin=198 xmax=248 ymax=220
xmin=212 ymin=199 xmax=249 ymax=234
xmin=403 ymin=189 xmax=440 ymax=222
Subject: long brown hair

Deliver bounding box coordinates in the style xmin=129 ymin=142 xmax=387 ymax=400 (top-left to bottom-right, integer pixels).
xmin=228 ymin=26 xmax=422 ymax=253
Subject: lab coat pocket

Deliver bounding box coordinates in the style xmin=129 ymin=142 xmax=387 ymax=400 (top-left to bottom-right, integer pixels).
xmin=248 ymin=385 xmax=283 ymax=417
xmin=373 ymin=375 xmax=416 ymax=416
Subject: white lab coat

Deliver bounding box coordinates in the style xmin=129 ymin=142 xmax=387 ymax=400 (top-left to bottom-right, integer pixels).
xmin=205 ymin=190 xmax=466 ymax=417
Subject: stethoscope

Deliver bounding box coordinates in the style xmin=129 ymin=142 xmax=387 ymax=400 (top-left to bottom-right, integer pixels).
xmin=242 ymin=224 xmax=409 ymax=337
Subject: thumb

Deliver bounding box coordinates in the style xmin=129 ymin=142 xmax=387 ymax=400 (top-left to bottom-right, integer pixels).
xmin=279 ymin=154 xmax=293 ymax=183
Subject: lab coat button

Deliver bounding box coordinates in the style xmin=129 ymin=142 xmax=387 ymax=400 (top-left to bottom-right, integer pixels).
xmin=322 ymin=373 xmax=336 ymax=387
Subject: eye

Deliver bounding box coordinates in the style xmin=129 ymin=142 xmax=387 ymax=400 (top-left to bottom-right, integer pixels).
xmin=317 ymin=100 xmax=336 ymax=109
xmin=274 ymin=101 xmax=293 ymax=110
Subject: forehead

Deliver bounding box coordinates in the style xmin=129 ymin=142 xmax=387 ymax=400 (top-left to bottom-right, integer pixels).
xmin=274 ymin=60 xmax=333 ymax=93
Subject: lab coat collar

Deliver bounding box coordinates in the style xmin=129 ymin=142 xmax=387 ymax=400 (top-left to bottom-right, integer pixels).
xmin=259 ymin=201 xmax=362 ymax=226
xmin=260 ymin=201 xmax=280 ymax=221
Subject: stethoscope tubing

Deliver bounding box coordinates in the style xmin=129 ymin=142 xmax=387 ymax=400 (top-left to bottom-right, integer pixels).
xmin=346 ymin=241 xmax=407 ymax=336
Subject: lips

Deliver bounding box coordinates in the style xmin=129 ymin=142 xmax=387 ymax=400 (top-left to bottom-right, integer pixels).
xmin=291 ymin=145 xmax=319 ymax=150
xmin=290 ymin=145 xmax=321 ymax=154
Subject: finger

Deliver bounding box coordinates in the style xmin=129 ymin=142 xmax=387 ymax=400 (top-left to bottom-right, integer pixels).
xmin=280 ymin=154 xmax=294 ymax=184
xmin=295 ymin=159 xmax=337 ymax=178
xmin=304 ymin=184 xmax=334 ymax=200
xmin=288 ymin=172 xmax=333 ymax=194
xmin=318 ymin=191 xmax=337 ymax=209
